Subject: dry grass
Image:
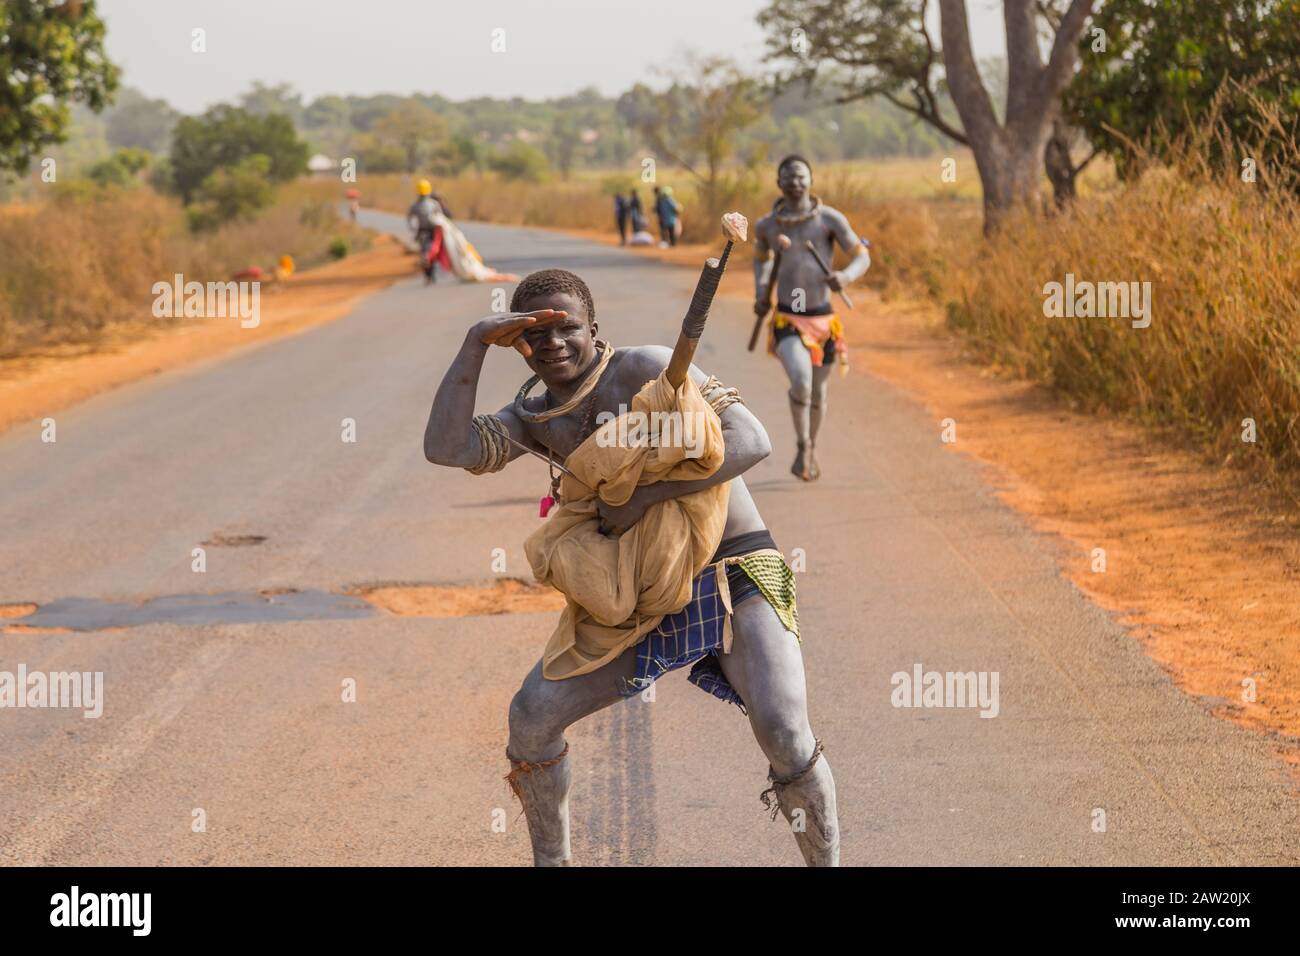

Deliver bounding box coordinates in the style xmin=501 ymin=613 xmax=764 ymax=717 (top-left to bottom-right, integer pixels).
xmin=337 ymin=170 xmax=614 ymax=231
xmin=0 ymin=182 xmax=368 ymax=358
xmin=944 ymin=143 xmax=1300 ymax=493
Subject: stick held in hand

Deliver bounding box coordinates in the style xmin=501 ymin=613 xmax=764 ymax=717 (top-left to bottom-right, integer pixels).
xmin=803 ymin=238 xmax=855 ymax=310
xmin=666 ymin=213 xmax=748 ymax=387
xmin=749 ymin=233 xmax=790 ymax=351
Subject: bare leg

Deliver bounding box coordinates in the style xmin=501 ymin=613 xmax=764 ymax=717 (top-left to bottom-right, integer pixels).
xmin=715 ymin=595 xmax=840 ymax=866
xmin=506 ymin=647 xmax=638 ymax=866
xmin=776 ymin=335 xmax=814 ymax=480
xmin=807 ymin=361 xmax=833 ymax=480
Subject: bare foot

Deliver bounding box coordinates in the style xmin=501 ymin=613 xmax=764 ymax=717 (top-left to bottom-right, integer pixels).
xmin=791 ymin=443 xmax=812 ymax=481
xmin=808 ymin=445 xmax=821 ymax=481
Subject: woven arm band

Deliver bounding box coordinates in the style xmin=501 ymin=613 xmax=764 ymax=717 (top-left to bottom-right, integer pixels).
xmin=465 ymin=414 xmax=512 ymax=475
xmin=700 ymin=375 xmax=744 ymax=415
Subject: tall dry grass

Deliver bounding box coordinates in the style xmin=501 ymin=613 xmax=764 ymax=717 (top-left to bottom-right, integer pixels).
xmin=944 ymin=127 xmax=1300 ymax=489
xmin=344 ymin=171 xmax=617 ymax=234
xmin=0 ymin=183 xmax=364 ymax=357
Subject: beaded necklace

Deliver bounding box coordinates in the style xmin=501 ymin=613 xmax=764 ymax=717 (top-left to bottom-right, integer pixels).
xmin=772 ymin=194 xmax=824 ymax=226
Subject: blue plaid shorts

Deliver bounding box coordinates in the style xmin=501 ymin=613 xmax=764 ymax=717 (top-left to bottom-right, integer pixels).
xmin=621 ymin=555 xmax=782 ymax=712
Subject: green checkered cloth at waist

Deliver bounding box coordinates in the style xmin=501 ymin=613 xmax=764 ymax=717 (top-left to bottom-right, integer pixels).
xmin=720 ymin=548 xmax=799 ymax=640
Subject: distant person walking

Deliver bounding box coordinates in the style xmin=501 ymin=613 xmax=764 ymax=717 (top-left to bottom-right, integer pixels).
xmin=626 ymin=189 xmax=654 ymax=245
xmin=654 ymin=186 xmax=681 ymax=247
xmin=627 ymin=189 xmax=646 ymax=232
xmin=407 ymin=179 xmax=512 ymax=284
xmin=408 ymin=179 xmax=443 ymax=283
xmin=614 ymin=193 xmax=629 ymax=245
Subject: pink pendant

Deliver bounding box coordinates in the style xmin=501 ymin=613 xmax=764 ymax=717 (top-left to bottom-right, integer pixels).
xmin=539 ymin=495 xmax=556 ymax=518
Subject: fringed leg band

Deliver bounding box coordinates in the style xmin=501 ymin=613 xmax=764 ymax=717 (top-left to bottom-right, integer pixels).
xmin=759 ymin=738 xmax=824 ymax=821
xmin=505 ymin=742 xmax=570 ymax=802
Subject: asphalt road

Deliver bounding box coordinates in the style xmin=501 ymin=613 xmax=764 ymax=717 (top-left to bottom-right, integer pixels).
xmin=2 ymin=212 xmax=1297 ymax=866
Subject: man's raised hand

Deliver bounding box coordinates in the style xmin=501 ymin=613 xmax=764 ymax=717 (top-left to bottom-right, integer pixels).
xmin=473 ymin=309 xmax=567 ymax=358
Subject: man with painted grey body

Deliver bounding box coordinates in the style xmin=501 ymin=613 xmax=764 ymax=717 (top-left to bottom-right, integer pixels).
xmin=753 ymin=155 xmax=871 ymax=481
xmin=423 ymin=268 xmax=840 ymax=866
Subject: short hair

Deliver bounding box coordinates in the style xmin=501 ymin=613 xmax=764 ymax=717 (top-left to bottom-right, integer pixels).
xmin=510 ymin=268 xmax=596 ymax=322
xmin=777 ymin=154 xmax=813 ymax=177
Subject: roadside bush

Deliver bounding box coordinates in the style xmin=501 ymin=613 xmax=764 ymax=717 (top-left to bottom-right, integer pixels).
xmin=186 ymin=154 xmax=275 ymax=231
xmin=87 ymin=148 xmax=151 ymax=188
xmin=488 ymin=142 xmax=550 ymax=183
xmin=169 ymin=106 xmax=308 ymax=203
xmin=0 ymin=184 xmax=346 ymax=357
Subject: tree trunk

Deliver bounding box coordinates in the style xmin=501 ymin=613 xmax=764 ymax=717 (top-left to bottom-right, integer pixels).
xmin=971 ymin=127 xmax=1052 ymax=233
xmin=937 ymin=0 xmax=1096 ymax=232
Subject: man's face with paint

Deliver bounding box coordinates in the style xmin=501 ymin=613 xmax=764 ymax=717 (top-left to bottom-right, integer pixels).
xmin=516 ymin=291 xmax=597 ymax=387
xmin=778 ymin=160 xmax=812 ymax=203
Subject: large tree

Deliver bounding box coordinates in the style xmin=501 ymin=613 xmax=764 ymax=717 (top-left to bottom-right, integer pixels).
xmin=1065 ymin=0 xmax=1300 ymax=185
xmin=616 ymin=55 xmax=763 ymax=214
xmin=758 ymin=0 xmax=1097 ymax=228
xmin=371 ymin=102 xmax=448 ymax=173
xmin=106 ymin=87 xmax=179 ymax=154
xmin=0 ymin=0 xmax=119 ymax=173
xmin=169 ymin=105 xmax=308 ymax=203
xmin=239 ymin=81 xmax=305 ymax=127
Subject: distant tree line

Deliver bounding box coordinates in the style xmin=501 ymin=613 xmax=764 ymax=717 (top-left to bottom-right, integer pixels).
xmin=5 ymin=0 xmax=1295 ymax=235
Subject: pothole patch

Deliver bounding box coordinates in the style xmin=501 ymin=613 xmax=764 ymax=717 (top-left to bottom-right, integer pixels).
xmin=5 ymin=624 xmax=76 ymax=635
xmin=351 ymin=579 xmax=566 ymax=618
xmin=202 ymin=533 xmax=267 ymax=547
xmin=10 ymin=590 xmax=373 ymax=630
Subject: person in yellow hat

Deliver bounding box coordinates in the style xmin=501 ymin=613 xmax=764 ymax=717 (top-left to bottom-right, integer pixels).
xmin=408 ymin=180 xmax=457 ymax=283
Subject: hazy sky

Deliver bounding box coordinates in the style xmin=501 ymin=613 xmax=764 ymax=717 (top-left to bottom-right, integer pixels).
xmin=98 ymin=0 xmax=1006 ymax=113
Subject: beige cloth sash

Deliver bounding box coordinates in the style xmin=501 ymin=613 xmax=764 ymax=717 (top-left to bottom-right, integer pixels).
xmin=524 ymin=370 xmax=730 ymax=679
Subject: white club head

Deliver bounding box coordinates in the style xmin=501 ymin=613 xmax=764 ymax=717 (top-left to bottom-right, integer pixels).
xmin=721 ymin=212 xmax=749 ymax=243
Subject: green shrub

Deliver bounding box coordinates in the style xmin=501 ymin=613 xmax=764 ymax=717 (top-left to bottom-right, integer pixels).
xmin=188 ymin=154 xmax=275 ymax=231
xmin=87 ymin=148 xmax=151 ymax=188
xmin=488 ymin=142 xmax=550 ymax=183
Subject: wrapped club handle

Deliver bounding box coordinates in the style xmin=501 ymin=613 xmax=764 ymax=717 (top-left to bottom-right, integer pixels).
xmin=666 ymin=247 xmax=728 ymax=386
xmin=666 ymin=213 xmax=747 ymax=387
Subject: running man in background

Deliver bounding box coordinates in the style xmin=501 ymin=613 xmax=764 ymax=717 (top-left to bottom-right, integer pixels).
xmin=752 ymin=155 xmax=871 ymax=482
